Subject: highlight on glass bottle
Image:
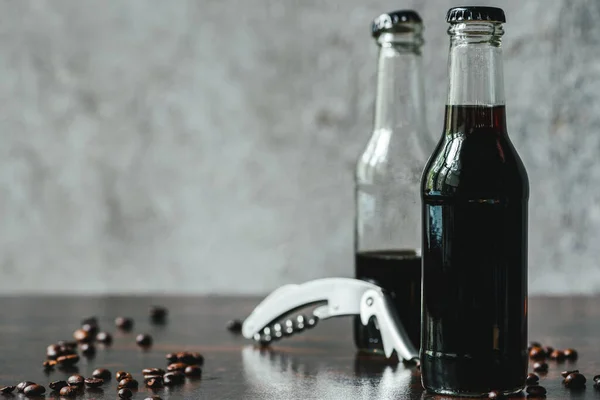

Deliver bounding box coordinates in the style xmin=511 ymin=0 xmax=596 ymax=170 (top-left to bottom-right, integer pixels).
xmin=420 ymin=7 xmax=529 ymax=397
xmin=354 ymin=10 xmax=434 ymax=355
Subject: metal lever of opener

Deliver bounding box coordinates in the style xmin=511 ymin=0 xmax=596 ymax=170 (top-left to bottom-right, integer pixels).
xmin=242 ymin=277 xmax=419 ymax=362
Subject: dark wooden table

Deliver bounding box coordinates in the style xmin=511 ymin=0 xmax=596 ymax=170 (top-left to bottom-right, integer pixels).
xmin=0 ymin=296 xmax=597 ymax=399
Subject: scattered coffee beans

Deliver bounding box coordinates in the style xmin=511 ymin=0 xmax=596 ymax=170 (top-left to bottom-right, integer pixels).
xmin=561 ymin=369 xmax=579 ymax=378
xmin=46 ymin=344 xmax=61 ymax=359
xmin=23 ymin=384 xmax=45 ymax=396
xmin=564 ymin=348 xmax=578 ymax=360
xmin=143 ymin=368 xmax=165 ymax=376
xmin=543 ymin=346 xmax=554 ymax=357
xmin=115 ymin=317 xmax=134 ymax=331
xmin=526 ymin=373 xmax=539 ymax=385
xmin=163 ymin=371 xmax=185 ymax=385
xmin=594 ymin=374 xmax=600 ymax=383
xmin=185 ymin=365 xmax=202 ymax=377
xmin=166 ymin=353 xmax=177 ymax=363
xmin=118 ymin=378 xmax=139 ymax=389
xmin=549 ymin=349 xmax=566 ymax=361
xmin=564 ymin=372 xmax=586 ymax=389
xmin=81 ymin=322 xmax=99 ymax=336
xmin=84 ymin=377 xmax=104 ymax=388
xmin=93 ymin=368 xmax=112 ymax=380
xmin=533 ymin=362 xmax=548 ymax=373
xmin=119 ymin=388 xmax=133 ymax=399
xmin=73 ymin=328 xmax=92 ymax=343
xmin=57 ymin=354 xmax=80 ymax=366
xmin=146 ymin=377 xmax=164 ymax=389
xmin=57 ymin=340 xmax=78 ymax=349
xmin=43 ymin=360 xmax=57 ymax=369
xmin=149 ymin=306 xmax=168 ymax=322
xmin=529 ymin=346 xmax=546 ymax=360
xmin=80 ymin=342 xmax=96 ymax=356
xmin=167 ymin=362 xmax=188 ymax=372
xmin=67 ymin=374 xmax=84 ymax=387
xmin=174 ymin=351 xmax=204 ymax=365
xmin=116 ymin=371 xmax=132 ymax=381
xmin=49 ymin=380 xmax=69 ymax=391
xmin=136 ymin=333 xmax=153 ymax=347
xmin=16 ymin=381 xmax=35 ymax=393
xmin=226 ymin=319 xmax=243 ymax=333
xmin=526 ymin=385 xmax=547 ymax=396
xmin=144 ymin=375 xmax=163 ymax=383
xmin=0 ymin=386 xmax=15 ymax=394
xmin=59 ymin=385 xmax=78 ymax=397
xmin=528 ymin=341 xmax=542 ymax=350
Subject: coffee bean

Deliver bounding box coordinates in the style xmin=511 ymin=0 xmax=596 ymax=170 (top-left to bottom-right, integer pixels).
xmin=526 ymin=373 xmax=539 ymax=385
xmin=176 ymin=351 xmax=203 ymax=365
xmin=167 ymin=362 xmax=188 ymax=372
xmin=166 ymin=353 xmax=177 ymax=363
xmin=561 ymin=369 xmax=579 ymax=378
xmin=119 ymin=388 xmax=133 ymax=399
xmin=0 ymin=386 xmax=15 ymax=394
xmin=164 ymin=371 xmax=185 ymax=385
xmin=116 ymin=371 xmax=132 ymax=381
xmin=529 ymin=346 xmax=546 ymax=360
xmin=59 ymin=386 xmax=78 ymax=397
xmin=564 ymin=348 xmax=578 ymax=360
xmin=118 ymin=378 xmax=139 ymax=389
xmin=93 ymin=368 xmax=112 ymax=380
xmin=146 ymin=378 xmax=164 ymax=389
xmin=487 ymin=391 xmax=500 ymax=399
xmin=84 ymin=378 xmax=104 ymax=388
xmin=82 ymin=323 xmax=99 ymax=336
xmin=23 ymin=384 xmax=45 ymax=396
xmin=564 ymin=372 xmax=586 ymax=389
xmin=185 ymin=365 xmax=202 ymax=377
xmin=57 ymin=354 xmax=80 ymax=366
xmin=549 ymin=349 xmax=566 ymax=361
xmin=226 ymin=319 xmax=243 ymax=333
xmin=81 ymin=342 xmax=96 ymax=356
xmin=594 ymin=374 xmax=600 ymax=383
xmin=528 ymin=341 xmax=542 ymax=350
xmin=96 ymin=331 xmax=113 ymax=345
xmin=73 ymin=328 xmax=92 ymax=343
xmin=542 ymin=346 xmax=554 ymax=356
xmin=533 ymin=362 xmax=548 ymax=373
xmin=16 ymin=381 xmax=35 ymax=393
xmin=526 ymin=385 xmax=547 ymax=396
xmin=43 ymin=359 xmax=57 ymax=369
xmin=49 ymin=380 xmax=68 ymax=391
xmin=142 ymin=368 xmax=165 ymax=376
xmin=149 ymin=306 xmax=168 ymax=322
xmin=115 ymin=317 xmax=134 ymax=331
xmin=136 ymin=333 xmax=153 ymax=347
xmin=46 ymin=344 xmax=61 ymax=359
xmin=144 ymin=375 xmax=163 ymax=383
xmin=81 ymin=316 xmax=98 ymax=326
xmin=68 ymin=374 xmax=84 ymax=387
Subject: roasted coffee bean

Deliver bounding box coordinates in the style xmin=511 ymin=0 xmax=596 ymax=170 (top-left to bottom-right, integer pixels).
xmin=73 ymin=328 xmax=92 ymax=343
xmin=185 ymin=365 xmax=202 ymax=377
xmin=43 ymin=359 xmax=57 ymax=369
xmin=144 ymin=375 xmax=163 ymax=383
xmin=533 ymin=362 xmax=548 ymax=373
xmin=142 ymin=368 xmax=165 ymax=376
xmin=16 ymin=381 xmax=35 ymax=393
xmin=80 ymin=342 xmax=96 ymax=356
xmin=549 ymin=349 xmax=566 ymax=361
xmin=57 ymin=354 xmax=80 ymax=366
xmin=49 ymin=380 xmax=69 ymax=391
xmin=119 ymin=388 xmax=133 ymax=399
xmin=136 ymin=333 xmax=153 ymax=347
xmin=166 ymin=353 xmax=177 ymax=363
xmin=564 ymin=348 xmax=578 ymax=360
xmin=116 ymin=371 xmax=132 ymax=381
xmin=96 ymin=331 xmax=113 ymax=345
xmin=167 ymin=362 xmax=188 ymax=372
xmin=46 ymin=344 xmax=61 ymax=359
xmin=23 ymin=384 xmax=45 ymax=396
xmin=149 ymin=306 xmax=168 ymax=321
xmin=146 ymin=378 xmax=164 ymax=389
xmin=542 ymin=346 xmax=554 ymax=356
xmin=176 ymin=352 xmax=203 ymax=365
xmin=594 ymin=374 xmax=600 ymax=383
xmin=59 ymin=385 xmax=78 ymax=397
xmin=526 ymin=373 xmax=539 ymax=385
xmin=529 ymin=346 xmax=546 ymax=360
xmin=84 ymin=378 xmax=104 ymax=388
xmin=118 ymin=378 xmax=139 ymax=389
xmin=82 ymin=322 xmax=98 ymax=336
xmin=226 ymin=319 xmax=243 ymax=333
xmin=115 ymin=317 xmax=134 ymax=331
xmin=561 ymin=369 xmax=579 ymax=378
xmin=528 ymin=341 xmax=542 ymax=350
xmin=93 ymin=368 xmax=111 ymax=380
xmin=526 ymin=385 xmax=547 ymax=396
xmin=163 ymin=371 xmax=185 ymax=385
xmin=0 ymin=386 xmax=15 ymax=394
xmin=67 ymin=374 xmax=84 ymax=387
xmin=564 ymin=372 xmax=586 ymax=389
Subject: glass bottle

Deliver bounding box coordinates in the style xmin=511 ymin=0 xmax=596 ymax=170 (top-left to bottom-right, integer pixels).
xmin=354 ymin=10 xmax=434 ymax=354
xmin=420 ymin=7 xmax=529 ymax=396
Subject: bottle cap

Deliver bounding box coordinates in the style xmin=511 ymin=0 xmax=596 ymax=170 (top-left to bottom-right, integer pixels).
xmin=371 ymin=10 xmax=422 ymax=38
xmin=446 ymin=6 xmax=506 ymax=23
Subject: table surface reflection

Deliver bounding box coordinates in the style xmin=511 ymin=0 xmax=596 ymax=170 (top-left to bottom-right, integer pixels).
xmin=0 ymin=296 xmax=597 ymax=399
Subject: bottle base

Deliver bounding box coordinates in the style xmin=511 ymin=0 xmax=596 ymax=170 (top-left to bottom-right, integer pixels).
xmin=423 ymin=386 xmax=524 ymax=398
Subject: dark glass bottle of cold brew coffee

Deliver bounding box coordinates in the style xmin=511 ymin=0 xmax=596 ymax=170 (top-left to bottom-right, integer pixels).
xmin=354 ymin=10 xmax=434 ymax=354
xmin=421 ymin=7 xmax=529 ymax=396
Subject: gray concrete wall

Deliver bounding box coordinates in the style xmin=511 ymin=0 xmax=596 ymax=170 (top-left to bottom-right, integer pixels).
xmin=0 ymin=0 xmax=597 ymax=294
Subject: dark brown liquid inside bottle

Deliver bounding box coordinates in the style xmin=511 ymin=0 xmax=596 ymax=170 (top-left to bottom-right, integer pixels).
xmin=421 ymin=105 xmax=529 ymax=395
xmin=354 ymin=250 xmax=421 ymax=353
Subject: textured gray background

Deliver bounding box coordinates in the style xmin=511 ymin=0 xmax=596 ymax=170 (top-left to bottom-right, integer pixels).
xmin=0 ymin=0 xmax=598 ymax=294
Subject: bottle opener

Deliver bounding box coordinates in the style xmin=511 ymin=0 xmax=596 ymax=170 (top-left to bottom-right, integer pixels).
xmin=242 ymin=277 xmax=419 ymax=362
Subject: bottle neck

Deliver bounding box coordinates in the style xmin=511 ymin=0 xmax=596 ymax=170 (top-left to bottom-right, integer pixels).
xmin=373 ymin=32 xmax=426 ymax=134
xmin=446 ymin=22 xmax=505 ymax=107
